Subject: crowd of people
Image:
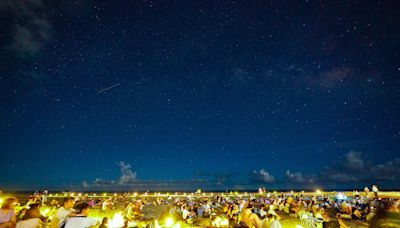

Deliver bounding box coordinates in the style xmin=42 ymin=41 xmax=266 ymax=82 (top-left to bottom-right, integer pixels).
xmin=167 ymin=190 xmax=400 ymax=228
xmin=0 ymin=196 xmax=99 ymax=228
xmin=0 ymin=188 xmax=399 ymax=228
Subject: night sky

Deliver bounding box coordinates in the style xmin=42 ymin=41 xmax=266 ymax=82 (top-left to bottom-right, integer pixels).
xmin=1 ymin=0 xmax=400 ymax=191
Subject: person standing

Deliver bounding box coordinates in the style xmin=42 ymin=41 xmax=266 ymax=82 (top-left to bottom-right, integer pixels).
xmin=372 ymin=185 xmax=379 ymax=199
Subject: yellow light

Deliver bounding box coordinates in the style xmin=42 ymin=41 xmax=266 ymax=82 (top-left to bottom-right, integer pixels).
xmin=165 ymin=217 xmax=174 ymax=227
xmin=0 ymin=198 xmax=4 ymax=205
xmin=296 ymin=225 xmax=303 ymax=228
xmin=301 ymin=213 xmax=309 ymax=219
xmin=211 ymin=216 xmax=229 ymax=227
xmin=41 ymin=208 xmax=50 ymax=216
xmin=154 ymin=220 xmax=161 ymax=228
xmin=212 ymin=216 xmax=221 ymax=227
xmin=316 ymin=189 xmax=322 ymax=194
xmin=108 ymin=212 xmax=124 ymax=228
xmin=220 ymin=218 xmax=229 ymax=226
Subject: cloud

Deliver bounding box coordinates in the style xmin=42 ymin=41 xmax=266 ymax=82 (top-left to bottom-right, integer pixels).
xmin=372 ymin=159 xmax=400 ymax=181
xmin=288 ymin=151 xmax=400 ymax=186
xmin=252 ymin=169 xmax=276 ymax=183
xmin=10 ymin=19 xmax=51 ymax=57
xmin=1 ymin=0 xmax=52 ymax=58
xmin=285 ymin=170 xmax=314 ymax=184
xmin=343 ymin=150 xmax=364 ymax=170
xmin=325 ymin=173 xmax=359 ymax=183
xmin=83 ymin=162 xmax=215 ymax=190
xmin=194 ymin=170 xmax=235 ymax=185
xmin=84 ymin=161 xmax=137 ymax=188
xmin=0 ymin=0 xmax=53 ymax=93
xmin=117 ymin=161 xmax=137 ymax=185
xmin=81 ymin=152 xmax=400 ymax=190
xmin=321 ymin=150 xmax=369 ymax=183
xmin=93 ymin=178 xmax=115 ymax=186
xmin=83 ymin=165 xmax=246 ymax=191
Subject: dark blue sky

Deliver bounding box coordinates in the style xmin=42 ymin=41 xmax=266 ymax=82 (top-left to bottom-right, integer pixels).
xmin=0 ymin=0 xmax=399 ymax=191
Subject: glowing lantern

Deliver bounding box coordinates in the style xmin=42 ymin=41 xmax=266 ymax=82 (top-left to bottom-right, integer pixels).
xmin=212 ymin=216 xmax=229 ymax=227
xmin=41 ymin=208 xmax=50 ymax=216
xmin=108 ymin=212 xmax=124 ymax=228
xmin=154 ymin=220 xmax=161 ymax=228
xmin=220 ymin=218 xmax=229 ymax=226
xmin=165 ymin=217 xmax=174 ymax=227
xmin=212 ymin=216 xmax=221 ymax=227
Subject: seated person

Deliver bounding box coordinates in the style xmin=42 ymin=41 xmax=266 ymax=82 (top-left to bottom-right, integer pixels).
xmin=0 ymin=198 xmax=18 ymax=228
xmin=16 ymin=204 xmax=44 ymax=228
xmin=64 ymin=202 xmax=98 ymax=228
